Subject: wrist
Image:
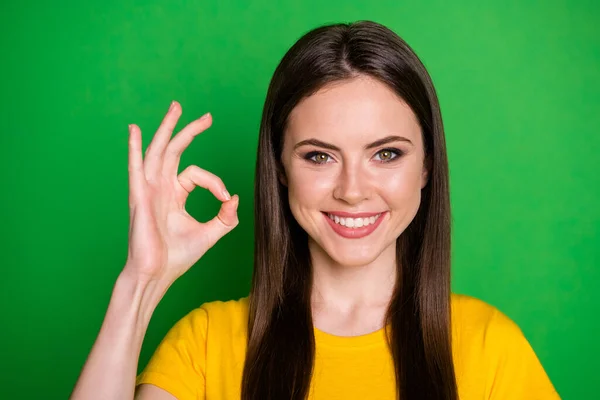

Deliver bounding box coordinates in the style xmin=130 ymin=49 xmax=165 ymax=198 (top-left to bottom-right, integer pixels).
xmin=113 ymin=269 xmax=171 ymax=328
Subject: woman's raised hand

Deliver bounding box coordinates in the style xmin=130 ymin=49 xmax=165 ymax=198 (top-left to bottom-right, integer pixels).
xmin=124 ymin=101 xmax=239 ymax=286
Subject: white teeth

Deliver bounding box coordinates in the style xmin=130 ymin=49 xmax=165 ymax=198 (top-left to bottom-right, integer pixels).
xmin=327 ymin=213 xmax=382 ymax=229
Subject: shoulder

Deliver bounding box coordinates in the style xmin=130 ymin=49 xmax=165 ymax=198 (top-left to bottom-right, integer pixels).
xmin=136 ymin=297 xmax=250 ymax=397
xmin=451 ymin=293 xmax=518 ymax=330
xmin=450 ymin=295 xmax=559 ymax=397
xmin=199 ymin=296 xmax=250 ymax=327
xmin=196 ymin=296 xmax=250 ymax=339
xmin=165 ymin=296 xmax=249 ymax=341
xmin=450 ymin=293 xmax=526 ymax=351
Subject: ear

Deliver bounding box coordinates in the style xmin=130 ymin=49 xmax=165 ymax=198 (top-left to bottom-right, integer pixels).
xmin=421 ymin=156 xmax=431 ymax=189
xmin=279 ymin=172 xmax=288 ymax=187
xmin=277 ymin=163 xmax=288 ymax=187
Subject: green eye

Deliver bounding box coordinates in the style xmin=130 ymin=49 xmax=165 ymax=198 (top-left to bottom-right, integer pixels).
xmin=306 ymin=152 xmax=331 ymax=164
xmin=315 ymin=154 xmax=329 ymax=163
xmin=374 ymin=148 xmax=402 ymax=162
xmin=379 ymin=150 xmax=393 ymax=160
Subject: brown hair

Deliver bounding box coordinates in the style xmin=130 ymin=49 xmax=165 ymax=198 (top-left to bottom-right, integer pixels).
xmin=242 ymin=20 xmax=457 ymax=400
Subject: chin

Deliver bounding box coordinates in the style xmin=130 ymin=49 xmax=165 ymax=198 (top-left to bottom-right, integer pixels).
xmin=325 ymin=246 xmax=385 ymax=268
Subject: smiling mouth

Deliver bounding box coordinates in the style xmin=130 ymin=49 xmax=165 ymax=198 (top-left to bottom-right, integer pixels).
xmin=324 ymin=212 xmax=383 ymax=228
xmin=321 ymin=211 xmax=386 ymax=239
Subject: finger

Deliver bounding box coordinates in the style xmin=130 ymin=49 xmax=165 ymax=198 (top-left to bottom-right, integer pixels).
xmin=144 ymin=101 xmax=183 ymax=178
xmin=128 ymin=124 xmax=147 ymax=209
xmin=200 ymin=194 xmax=240 ymax=248
xmin=214 ymin=194 xmax=239 ymax=228
xmin=164 ymin=112 xmax=213 ymax=176
xmin=176 ymin=165 xmax=231 ymax=206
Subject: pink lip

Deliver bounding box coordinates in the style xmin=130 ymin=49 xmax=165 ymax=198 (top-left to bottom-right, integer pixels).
xmin=323 ymin=211 xmax=382 ymax=218
xmin=322 ymin=211 xmax=387 ymax=239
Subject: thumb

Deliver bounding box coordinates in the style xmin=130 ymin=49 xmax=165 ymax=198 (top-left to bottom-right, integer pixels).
xmin=202 ymin=195 xmax=239 ymax=246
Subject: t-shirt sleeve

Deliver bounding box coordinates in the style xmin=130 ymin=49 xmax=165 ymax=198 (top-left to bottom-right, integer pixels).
xmin=486 ymin=308 xmax=560 ymax=400
xmin=135 ymin=306 xmax=208 ymax=400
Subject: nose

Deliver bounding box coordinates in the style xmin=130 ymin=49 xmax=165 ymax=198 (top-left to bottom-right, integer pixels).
xmin=333 ymin=161 xmax=372 ymax=205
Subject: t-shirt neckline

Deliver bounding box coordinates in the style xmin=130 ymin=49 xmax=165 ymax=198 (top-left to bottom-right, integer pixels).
xmin=313 ymin=324 xmax=390 ymax=348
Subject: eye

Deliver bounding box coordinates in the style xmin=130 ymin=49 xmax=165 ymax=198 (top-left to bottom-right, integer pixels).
xmin=305 ymin=151 xmax=332 ymax=164
xmin=373 ymin=148 xmax=402 ymax=162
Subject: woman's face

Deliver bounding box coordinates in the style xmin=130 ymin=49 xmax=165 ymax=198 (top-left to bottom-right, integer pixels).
xmin=280 ymin=75 xmax=428 ymax=267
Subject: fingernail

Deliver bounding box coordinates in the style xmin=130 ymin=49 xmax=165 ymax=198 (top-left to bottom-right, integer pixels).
xmin=169 ymin=101 xmax=176 ymax=111
xmin=128 ymin=124 xmax=133 ymax=132
xmin=200 ymin=112 xmax=211 ymax=120
xmin=222 ymin=189 xmax=231 ymax=200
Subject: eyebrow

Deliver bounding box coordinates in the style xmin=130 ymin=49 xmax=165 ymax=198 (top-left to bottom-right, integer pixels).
xmin=293 ymin=135 xmax=413 ymax=151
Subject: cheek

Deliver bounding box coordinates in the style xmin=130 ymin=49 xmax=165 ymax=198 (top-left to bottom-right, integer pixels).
xmin=376 ymin=164 xmax=423 ymax=206
xmin=287 ymin=167 xmax=336 ymax=206
xmin=286 ymin=167 xmax=339 ymax=233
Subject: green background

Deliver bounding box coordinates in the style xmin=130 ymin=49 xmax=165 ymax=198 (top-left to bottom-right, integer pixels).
xmin=1 ymin=1 xmax=597 ymax=399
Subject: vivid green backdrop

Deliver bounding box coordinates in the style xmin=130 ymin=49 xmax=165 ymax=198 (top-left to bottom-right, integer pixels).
xmin=0 ymin=0 xmax=597 ymax=399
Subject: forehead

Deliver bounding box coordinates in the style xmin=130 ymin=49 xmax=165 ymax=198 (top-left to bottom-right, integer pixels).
xmin=286 ymin=76 xmax=422 ymax=143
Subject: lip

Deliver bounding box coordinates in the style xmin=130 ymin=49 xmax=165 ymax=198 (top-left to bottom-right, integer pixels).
xmin=322 ymin=211 xmax=387 ymax=239
xmin=323 ymin=211 xmax=382 ymax=218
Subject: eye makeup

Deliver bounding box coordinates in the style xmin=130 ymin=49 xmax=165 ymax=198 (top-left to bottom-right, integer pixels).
xmin=302 ymin=147 xmax=405 ymax=165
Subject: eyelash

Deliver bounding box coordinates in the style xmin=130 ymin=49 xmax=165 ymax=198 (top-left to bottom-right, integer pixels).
xmin=304 ymin=148 xmax=404 ymax=165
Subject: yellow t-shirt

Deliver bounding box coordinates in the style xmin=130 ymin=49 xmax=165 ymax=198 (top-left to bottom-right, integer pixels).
xmin=136 ymin=294 xmax=560 ymax=399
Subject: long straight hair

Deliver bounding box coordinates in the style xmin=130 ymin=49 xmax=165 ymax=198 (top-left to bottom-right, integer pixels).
xmin=242 ymin=20 xmax=457 ymax=400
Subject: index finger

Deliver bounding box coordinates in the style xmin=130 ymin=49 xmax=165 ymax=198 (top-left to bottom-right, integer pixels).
xmin=163 ymin=112 xmax=213 ymax=175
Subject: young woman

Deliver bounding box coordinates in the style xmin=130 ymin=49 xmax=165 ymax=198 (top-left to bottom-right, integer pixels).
xmin=71 ymin=21 xmax=559 ymax=400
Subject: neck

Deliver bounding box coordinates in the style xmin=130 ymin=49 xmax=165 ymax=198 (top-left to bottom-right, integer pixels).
xmin=309 ymin=239 xmax=397 ymax=313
